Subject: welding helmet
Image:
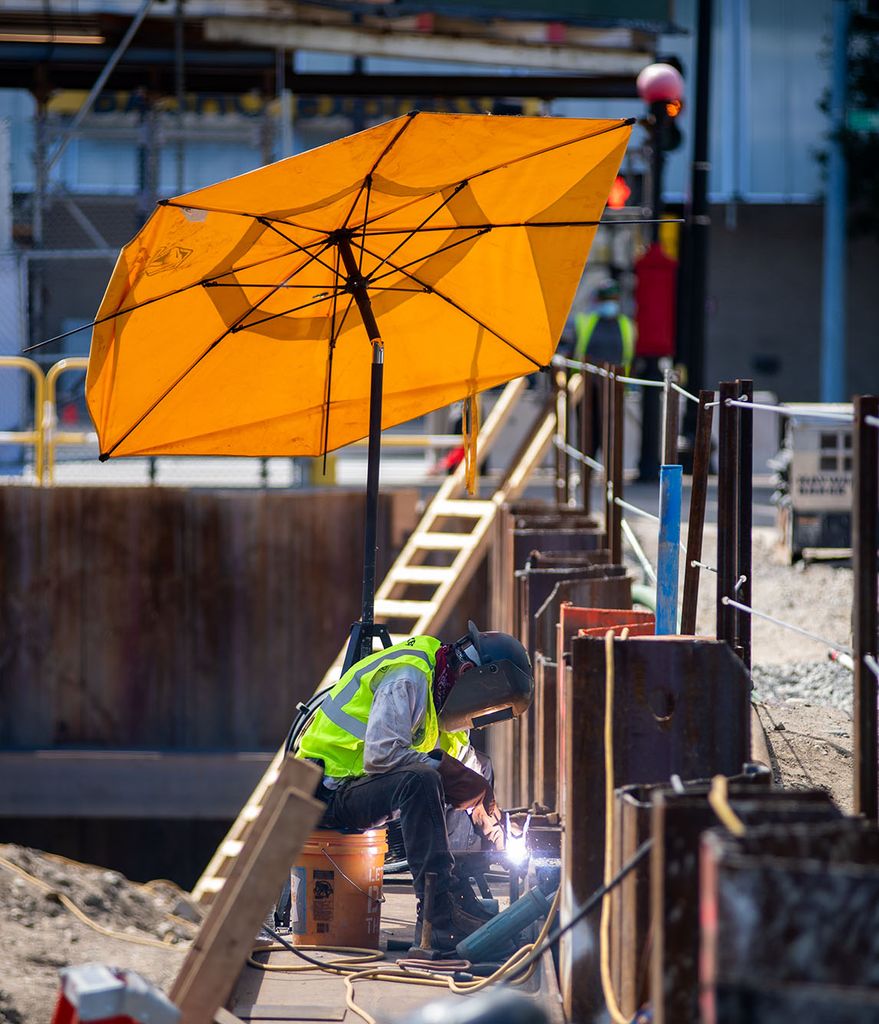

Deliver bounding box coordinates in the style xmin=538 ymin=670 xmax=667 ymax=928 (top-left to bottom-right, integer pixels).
xmin=438 ymin=621 xmax=534 ymax=731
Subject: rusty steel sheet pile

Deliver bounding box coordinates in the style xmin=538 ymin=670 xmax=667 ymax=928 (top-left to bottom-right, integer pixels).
xmin=650 ymin=783 xmax=840 ymax=1024
xmin=560 ymin=636 xmax=751 ymax=1021
xmin=701 ymin=819 xmax=879 ymax=1023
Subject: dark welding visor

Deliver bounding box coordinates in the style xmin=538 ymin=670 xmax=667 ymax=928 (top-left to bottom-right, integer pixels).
xmin=438 ymin=622 xmax=534 ymax=731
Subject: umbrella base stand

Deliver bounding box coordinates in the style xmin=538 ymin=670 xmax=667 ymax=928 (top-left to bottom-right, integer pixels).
xmin=342 ymin=620 xmax=394 ymax=674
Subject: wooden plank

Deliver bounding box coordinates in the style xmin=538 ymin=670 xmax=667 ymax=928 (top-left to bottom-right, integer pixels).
xmin=170 ymin=756 xmax=323 ymax=1024
xmin=431 ymin=498 xmax=496 ymax=517
xmin=0 ymin=750 xmax=274 ymax=818
xmin=409 ymin=531 xmax=478 ymax=550
xmin=386 ymin=566 xmax=454 ymax=584
xmin=373 ymin=598 xmax=435 ymax=619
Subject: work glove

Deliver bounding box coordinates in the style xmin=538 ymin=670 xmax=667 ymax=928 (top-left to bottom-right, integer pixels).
xmin=471 ymin=800 xmax=505 ymax=851
xmin=434 ymin=751 xmax=493 ymax=811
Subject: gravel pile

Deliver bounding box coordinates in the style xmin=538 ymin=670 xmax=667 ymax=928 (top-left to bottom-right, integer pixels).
xmin=752 ymin=659 xmax=854 ymax=715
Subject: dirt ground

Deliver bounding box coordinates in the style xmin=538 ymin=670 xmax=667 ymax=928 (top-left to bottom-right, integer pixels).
xmin=0 ymin=846 xmax=198 ymax=1024
xmin=754 ymin=701 xmax=853 ymax=814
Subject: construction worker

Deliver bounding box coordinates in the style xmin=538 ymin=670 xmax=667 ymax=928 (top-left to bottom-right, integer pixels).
xmin=574 ymin=278 xmax=635 ymax=376
xmin=296 ymin=622 xmax=533 ymax=949
xmin=571 ymin=278 xmax=636 ymax=459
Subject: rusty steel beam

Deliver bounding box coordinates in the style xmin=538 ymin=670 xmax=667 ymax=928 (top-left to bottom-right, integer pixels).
xmin=662 ymin=369 xmax=680 ymax=465
xmin=580 ymin=369 xmax=595 ymax=514
xmin=735 ymin=379 xmax=753 ymax=670
xmin=853 ymin=394 xmax=879 ymax=820
xmin=716 ymin=381 xmax=739 ymax=649
xmin=680 ymin=389 xmax=715 ymax=635
xmin=611 ymin=371 xmax=625 ymax=565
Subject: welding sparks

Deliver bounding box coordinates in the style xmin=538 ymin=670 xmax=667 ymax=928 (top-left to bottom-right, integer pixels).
xmin=505 ymin=811 xmax=531 ymax=866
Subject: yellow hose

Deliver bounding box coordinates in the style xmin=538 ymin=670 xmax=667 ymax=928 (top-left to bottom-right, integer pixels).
xmin=253 ymin=886 xmax=562 ymax=1024
xmin=0 ymin=854 xmax=188 ymax=952
xmin=708 ymin=775 xmax=747 ymax=837
xmin=598 ymin=629 xmax=630 ymax=1024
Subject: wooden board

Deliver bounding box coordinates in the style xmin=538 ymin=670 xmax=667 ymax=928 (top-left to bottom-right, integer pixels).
xmin=170 ymin=756 xmax=323 ymax=1024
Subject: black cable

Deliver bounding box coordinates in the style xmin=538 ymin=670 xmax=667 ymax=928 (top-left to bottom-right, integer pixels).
xmin=501 ymin=838 xmax=653 ymax=983
xmin=257 ymin=923 xmax=360 ymax=975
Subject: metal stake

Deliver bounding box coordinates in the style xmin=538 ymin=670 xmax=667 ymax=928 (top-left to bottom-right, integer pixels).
xmin=716 ymin=382 xmax=738 ymax=648
xmin=853 ymin=394 xmax=879 ymax=819
xmin=680 ymin=390 xmax=715 ymax=634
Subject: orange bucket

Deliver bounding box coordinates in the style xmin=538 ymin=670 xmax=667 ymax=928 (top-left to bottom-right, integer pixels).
xmin=290 ymin=828 xmax=387 ymax=949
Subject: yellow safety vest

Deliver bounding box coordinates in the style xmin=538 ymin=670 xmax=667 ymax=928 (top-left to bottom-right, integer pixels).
xmin=297 ymin=636 xmax=460 ymax=780
xmin=574 ymin=312 xmax=635 ymax=375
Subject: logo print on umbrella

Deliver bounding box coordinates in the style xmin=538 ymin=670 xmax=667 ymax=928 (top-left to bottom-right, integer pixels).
xmin=145 ymin=244 xmax=193 ymax=276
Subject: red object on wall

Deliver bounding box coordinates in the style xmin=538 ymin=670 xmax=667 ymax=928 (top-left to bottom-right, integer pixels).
xmin=635 ymin=242 xmax=677 ymax=358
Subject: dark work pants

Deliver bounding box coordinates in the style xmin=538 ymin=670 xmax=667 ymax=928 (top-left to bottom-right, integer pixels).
xmin=320 ymin=762 xmax=453 ymax=899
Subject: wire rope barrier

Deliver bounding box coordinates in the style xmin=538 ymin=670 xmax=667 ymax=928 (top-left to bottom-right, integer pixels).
xmin=722 ymin=397 xmax=855 ymax=422
xmin=670 ymin=380 xmax=701 ymax=404
xmin=550 ymin=354 xmax=665 ymax=388
xmin=552 ymin=435 xmax=604 ymax=474
xmin=721 ymin=595 xmax=853 ymax=657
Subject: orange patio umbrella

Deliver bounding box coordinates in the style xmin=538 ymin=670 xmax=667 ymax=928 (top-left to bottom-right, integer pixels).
xmin=84 ymin=111 xmax=632 ymax=663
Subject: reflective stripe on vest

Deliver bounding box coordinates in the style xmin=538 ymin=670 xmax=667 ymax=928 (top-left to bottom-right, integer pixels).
xmin=574 ymin=312 xmax=635 ymax=373
xmin=319 ymin=644 xmax=434 ymax=741
xmin=296 ymin=636 xmax=448 ymax=779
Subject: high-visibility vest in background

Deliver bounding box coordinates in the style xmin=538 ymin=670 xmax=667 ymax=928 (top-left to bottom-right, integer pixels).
xmin=574 ymin=312 xmax=635 ymax=375
xmin=297 ymin=636 xmax=454 ymax=779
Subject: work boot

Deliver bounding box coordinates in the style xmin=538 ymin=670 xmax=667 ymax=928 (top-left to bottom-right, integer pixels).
xmin=449 ymin=875 xmax=495 ymax=922
xmin=416 ymin=890 xmax=485 ymax=952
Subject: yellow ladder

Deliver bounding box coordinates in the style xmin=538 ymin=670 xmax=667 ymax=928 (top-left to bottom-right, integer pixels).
xmin=192 ymin=373 xmax=581 ymax=904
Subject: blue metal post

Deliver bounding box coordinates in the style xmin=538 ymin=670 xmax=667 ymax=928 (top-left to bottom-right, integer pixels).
xmin=820 ymin=0 xmax=849 ymax=403
xmin=657 ymin=464 xmax=683 ymax=635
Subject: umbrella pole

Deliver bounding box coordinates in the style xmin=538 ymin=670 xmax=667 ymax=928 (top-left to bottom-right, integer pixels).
xmin=338 ymin=236 xmax=392 ymax=670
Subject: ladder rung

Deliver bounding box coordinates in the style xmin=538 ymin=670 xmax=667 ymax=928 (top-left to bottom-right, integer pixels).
xmin=199 ymin=877 xmax=225 ymax=894
xmin=387 ymin=566 xmax=454 ymax=584
xmin=432 ymin=499 xmax=495 ymax=518
xmin=411 ymin=531 xmax=478 ymax=550
xmin=374 ymin=598 xmax=436 ymax=619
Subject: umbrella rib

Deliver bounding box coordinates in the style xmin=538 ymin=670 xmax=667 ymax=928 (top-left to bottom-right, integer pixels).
xmin=357 ymin=175 xmax=372 ymax=273
xmin=159 ymin=199 xmax=330 ymax=236
xmin=23 ymin=243 xmax=335 ymax=354
xmin=320 ymin=246 xmax=343 ymax=466
xmin=257 ymin=217 xmax=341 ymax=276
xmin=363 ymin=220 xmax=608 ymax=234
xmin=363 ymin=181 xmax=469 ymax=281
xmin=345 ymin=117 xmax=634 ymax=239
xmin=234 ymin=287 xmax=350 ymax=332
xmin=358 ymin=240 xmax=543 ymax=369
xmin=367 ymin=227 xmax=490 ymax=287
xmin=101 ymin=252 xmax=340 ymax=459
xmin=338 ymin=111 xmax=419 ymax=235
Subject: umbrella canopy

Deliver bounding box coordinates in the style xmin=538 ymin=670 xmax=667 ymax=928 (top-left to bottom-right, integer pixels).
xmin=85 ymin=111 xmax=632 ymax=459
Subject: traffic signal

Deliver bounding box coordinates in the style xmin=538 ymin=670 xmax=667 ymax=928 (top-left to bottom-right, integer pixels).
xmin=650 ymin=98 xmax=683 ymax=152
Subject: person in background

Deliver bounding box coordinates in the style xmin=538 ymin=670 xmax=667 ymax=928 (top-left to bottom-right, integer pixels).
xmin=574 ymin=278 xmax=636 ymax=376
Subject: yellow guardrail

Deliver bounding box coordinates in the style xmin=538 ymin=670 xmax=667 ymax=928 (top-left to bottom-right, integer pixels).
xmin=0 ymin=355 xmax=468 ymax=486
xmin=0 ymin=356 xmax=46 ymax=483
xmin=45 ymin=357 xmax=97 ymax=485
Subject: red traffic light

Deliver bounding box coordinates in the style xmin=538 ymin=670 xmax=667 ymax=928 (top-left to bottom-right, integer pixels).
xmin=607 ymin=175 xmax=632 ymax=209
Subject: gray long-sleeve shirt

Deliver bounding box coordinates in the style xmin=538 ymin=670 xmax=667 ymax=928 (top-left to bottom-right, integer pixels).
xmin=322 ymin=663 xmax=476 ymax=787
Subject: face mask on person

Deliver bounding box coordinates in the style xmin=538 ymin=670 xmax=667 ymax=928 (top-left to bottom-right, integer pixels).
xmin=597 ymin=300 xmax=620 ymax=318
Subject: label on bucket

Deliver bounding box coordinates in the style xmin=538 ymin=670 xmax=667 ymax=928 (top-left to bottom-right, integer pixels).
xmin=312 ymin=868 xmax=335 ymax=935
xmin=291 ymin=867 xmax=307 ymax=935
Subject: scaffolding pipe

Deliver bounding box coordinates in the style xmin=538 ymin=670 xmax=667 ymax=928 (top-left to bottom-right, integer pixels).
xmin=46 ymin=0 xmax=155 ymax=174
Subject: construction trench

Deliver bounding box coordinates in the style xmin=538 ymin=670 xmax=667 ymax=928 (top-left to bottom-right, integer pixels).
xmin=4 ymin=365 xmax=879 ymax=1024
